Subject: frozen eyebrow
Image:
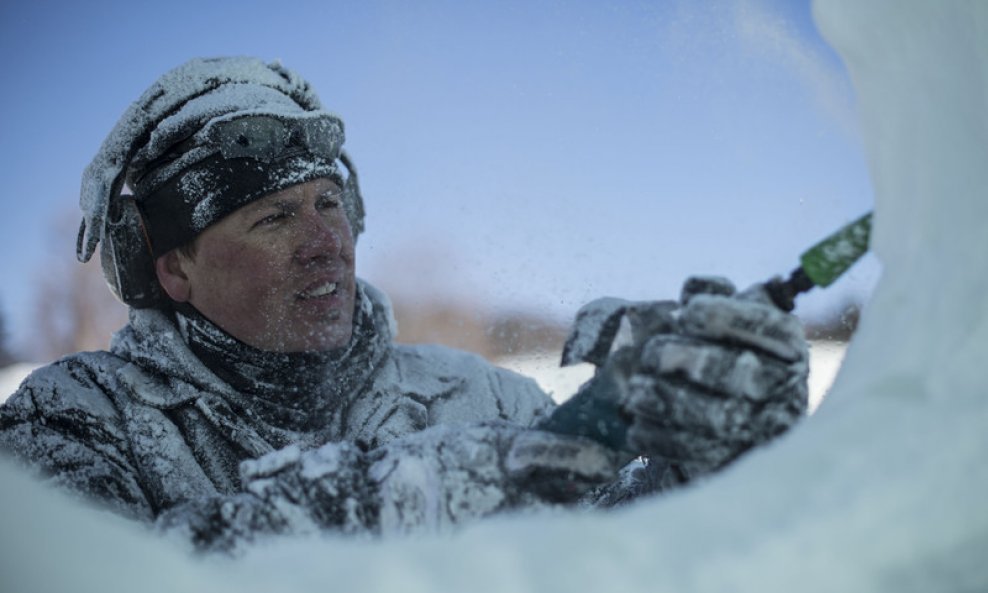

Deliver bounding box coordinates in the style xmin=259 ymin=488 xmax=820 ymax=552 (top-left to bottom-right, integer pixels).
xmin=250 ymin=199 xmax=299 ymax=216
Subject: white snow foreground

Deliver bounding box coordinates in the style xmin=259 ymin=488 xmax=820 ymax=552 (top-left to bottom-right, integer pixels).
xmin=2 ymin=1 xmax=987 ymax=591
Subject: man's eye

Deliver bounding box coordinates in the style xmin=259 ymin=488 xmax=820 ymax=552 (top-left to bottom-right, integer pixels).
xmin=317 ymin=193 xmax=343 ymax=210
xmin=253 ymin=212 xmax=289 ymax=228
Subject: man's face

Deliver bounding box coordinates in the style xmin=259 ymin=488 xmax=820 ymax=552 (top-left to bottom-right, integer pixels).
xmin=161 ymin=177 xmax=357 ymax=352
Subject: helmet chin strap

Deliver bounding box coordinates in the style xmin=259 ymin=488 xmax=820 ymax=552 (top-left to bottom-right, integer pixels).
xmin=339 ymin=150 xmax=365 ymax=238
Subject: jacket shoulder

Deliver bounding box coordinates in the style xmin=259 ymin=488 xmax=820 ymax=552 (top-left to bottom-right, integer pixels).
xmin=0 ymin=351 xmax=153 ymax=521
xmin=2 ymin=351 xmax=126 ymax=422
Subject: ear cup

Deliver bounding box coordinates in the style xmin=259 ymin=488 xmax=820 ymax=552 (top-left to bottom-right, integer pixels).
xmin=339 ymin=150 xmax=365 ymax=239
xmin=100 ymin=197 xmax=162 ymax=308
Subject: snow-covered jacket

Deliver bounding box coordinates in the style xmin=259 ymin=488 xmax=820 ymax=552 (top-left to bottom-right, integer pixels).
xmin=0 ymin=284 xmax=632 ymax=551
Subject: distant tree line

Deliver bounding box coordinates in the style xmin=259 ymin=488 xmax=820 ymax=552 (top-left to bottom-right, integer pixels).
xmin=0 ymin=305 xmax=16 ymax=366
xmin=391 ymin=299 xmax=569 ymax=361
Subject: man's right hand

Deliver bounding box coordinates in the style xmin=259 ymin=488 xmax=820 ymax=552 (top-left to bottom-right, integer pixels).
xmin=621 ymin=282 xmax=809 ymax=472
xmin=549 ymin=276 xmax=810 ymax=474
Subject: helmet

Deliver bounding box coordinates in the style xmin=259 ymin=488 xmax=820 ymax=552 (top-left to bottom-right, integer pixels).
xmin=77 ymin=57 xmax=365 ymax=308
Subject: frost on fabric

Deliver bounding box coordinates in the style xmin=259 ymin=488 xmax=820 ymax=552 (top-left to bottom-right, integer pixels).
xmin=561 ymin=297 xmax=633 ymax=367
xmin=267 ymin=153 xmax=334 ymax=189
xmin=77 ymin=56 xmax=338 ymax=264
xmin=680 ymin=295 xmax=806 ymax=362
xmin=297 ymin=443 xmax=347 ymax=481
xmin=179 ymin=167 xmax=222 ymax=209
xmin=241 ymin=444 xmax=302 ymax=479
xmin=562 ymin=297 xmax=680 ymax=368
xmin=362 ymin=343 xmax=552 ymax=437
xmin=182 ymin=155 xmax=340 ymax=233
xmin=133 ymin=93 xmax=343 ymax=195
xmin=368 ymin=424 xmax=529 ymax=536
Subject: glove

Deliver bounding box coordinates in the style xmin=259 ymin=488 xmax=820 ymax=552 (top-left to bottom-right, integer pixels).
xmin=621 ymin=276 xmax=809 ymax=472
xmin=368 ymin=423 xmax=621 ymax=534
xmin=156 ymin=442 xmax=376 ymax=553
xmin=502 ymin=428 xmax=621 ymax=503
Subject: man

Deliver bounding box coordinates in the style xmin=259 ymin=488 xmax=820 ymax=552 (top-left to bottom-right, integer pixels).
xmin=0 ymin=57 xmax=808 ymax=552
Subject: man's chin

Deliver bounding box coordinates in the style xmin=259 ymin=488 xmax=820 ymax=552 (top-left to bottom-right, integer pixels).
xmin=246 ymin=314 xmax=355 ymax=353
xmin=291 ymin=322 xmax=354 ymax=352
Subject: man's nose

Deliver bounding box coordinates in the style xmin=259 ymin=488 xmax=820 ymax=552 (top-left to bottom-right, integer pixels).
xmin=294 ymin=208 xmax=343 ymax=264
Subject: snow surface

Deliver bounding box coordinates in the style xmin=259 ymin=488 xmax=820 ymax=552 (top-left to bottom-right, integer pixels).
xmin=2 ymin=1 xmax=987 ymax=591
xmin=0 ymin=363 xmax=34 ymax=402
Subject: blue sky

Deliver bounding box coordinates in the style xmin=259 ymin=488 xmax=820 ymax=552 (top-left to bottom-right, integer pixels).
xmin=0 ymin=0 xmax=875 ymax=353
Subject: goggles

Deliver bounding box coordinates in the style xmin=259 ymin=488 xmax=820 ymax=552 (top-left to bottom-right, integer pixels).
xmin=206 ymin=113 xmax=344 ymax=162
xmin=136 ymin=112 xmax=345 ymax=186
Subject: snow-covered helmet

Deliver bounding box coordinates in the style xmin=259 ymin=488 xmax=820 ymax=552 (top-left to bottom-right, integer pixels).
xmin=77 ymin=57 xmax=365 ymax=308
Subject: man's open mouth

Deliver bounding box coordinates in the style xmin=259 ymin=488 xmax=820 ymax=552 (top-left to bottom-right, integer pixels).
xmin=298 ymin=281 xmax=338 ymax=299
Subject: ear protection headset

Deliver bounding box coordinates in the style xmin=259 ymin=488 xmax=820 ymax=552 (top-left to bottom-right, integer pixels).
xmin=97 ymin=192 xmax=161 ymax=307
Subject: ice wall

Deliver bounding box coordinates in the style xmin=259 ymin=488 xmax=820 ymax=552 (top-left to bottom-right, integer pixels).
xmin=820 ymin=0 xmax=988 ymax=407
xmin=1 ymin=1 xmax=986 ymax=592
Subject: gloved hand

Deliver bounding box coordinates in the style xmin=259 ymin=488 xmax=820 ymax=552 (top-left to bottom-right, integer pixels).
xmin=367 ymin=422 xmax=621 ymax=534
xmin=620 ymin=276 xmax=809 ymax=472
xmin=156 ymin=442 xmax=376 ymax=553
xmin=502 ymin=428 xmax=621 ymax=503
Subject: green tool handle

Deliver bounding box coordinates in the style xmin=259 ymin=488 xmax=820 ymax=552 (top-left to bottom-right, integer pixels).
xmin=765 ymin=212 xmax=872 ymax=312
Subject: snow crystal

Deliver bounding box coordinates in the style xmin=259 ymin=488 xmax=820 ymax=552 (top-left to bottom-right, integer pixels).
xmin=240 ymin=445 xmax=301 ymax=480
xmin=0 ymin=363 xmax=37 ymax=404
xmin=561 ymin=297 xmax=633 ymax=366
xmin=298 ymin=443 xmax=344 ymax=481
